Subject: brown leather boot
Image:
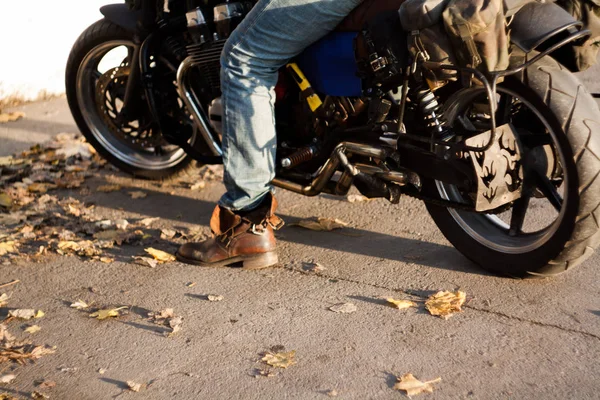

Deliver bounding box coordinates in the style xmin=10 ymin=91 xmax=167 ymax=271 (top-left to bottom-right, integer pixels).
xmin=176 ymin=193 xmax=284 ymax=269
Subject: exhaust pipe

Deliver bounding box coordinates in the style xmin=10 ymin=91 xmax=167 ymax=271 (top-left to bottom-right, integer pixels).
xmin=272 ymin=142 xmax=407 ymax=198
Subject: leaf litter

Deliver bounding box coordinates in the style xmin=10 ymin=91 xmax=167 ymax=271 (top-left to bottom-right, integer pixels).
xmin=262 ymin=350 xmax=296 ymax=369
xmin=329 ymin=303 xmax=357 ymax=314
xmin=148 ymin=308 xmax=183 ymax=337
xmin=89 ymin=306 xmax=127 ymax=320
xmin=393 ymin=373 xmax=441 ymax=397
xmin=294 ymin=217 xmax=349 ymax=232
xmin=386 ymin=298 xmax=418 ymax=310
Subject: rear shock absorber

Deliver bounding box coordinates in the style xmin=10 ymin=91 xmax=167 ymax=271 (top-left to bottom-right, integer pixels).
xmin=415 ymin=89 xmax=454 ymax=143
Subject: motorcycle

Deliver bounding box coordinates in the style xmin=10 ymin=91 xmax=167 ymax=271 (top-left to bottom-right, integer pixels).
xmin=66 ymin=0 xmax=600 ymax=277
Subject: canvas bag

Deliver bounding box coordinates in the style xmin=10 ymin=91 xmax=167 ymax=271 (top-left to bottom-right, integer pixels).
xmin=557 ymin=0 xmax=600 ymax=70
xmin=442 ymin=0 xmax=510 ymax=74
xmin=398 ymin=0 xmax=459 ymax=86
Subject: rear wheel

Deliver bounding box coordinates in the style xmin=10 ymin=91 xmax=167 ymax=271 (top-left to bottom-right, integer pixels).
xmin=66 ymin=19 xmax=195 ymax=180
xmin=426 ymin=55 xmax=600 ymax=277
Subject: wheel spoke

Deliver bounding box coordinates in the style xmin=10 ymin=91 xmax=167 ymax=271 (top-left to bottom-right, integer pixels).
xmin=533 ymin=169 xmax=563 ymax=212
xmin=496 ymin=93 xmax=513 ymax=125
xmin=509 ymin=192 xmax=531 ymax=236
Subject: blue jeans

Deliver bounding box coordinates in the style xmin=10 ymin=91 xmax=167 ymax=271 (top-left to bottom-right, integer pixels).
xmin=219 ymin=0 xmax=363 ymax=211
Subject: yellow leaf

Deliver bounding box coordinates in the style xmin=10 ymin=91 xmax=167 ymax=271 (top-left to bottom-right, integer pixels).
xmin=24 ymin=325 xmax=41 ymax=334
xmin=0 ymin=111 xmax=25 ymax=123
xmin=34 ymin=310 xmax=45 ymax=318
xmin=0 ymin=193 xmax=12 ymax=208
xmin=0 ymin=241 xmax=18 ymax=256
xmin=386 ymin=298 xmax=417 ymax=310
xmin=96 ymin=184 xmax=122 ymax=193
xmin=129 ymin=191 xmax=147 ymax=199
xmin=394 ymin=373 xmax=441 ymax=397
xmin=70 ymin=300 xmax=89 ymax=310
xmin=425 ymin=290 xmax=466 ymax=319
xmin=144 ymin=248 xmax=175 ymax=263
xmin=262 ymin=351 xmax=296 ymax=369
xmin=89 ymin=306 xmax=127 ymax=320
xmin=0 ymin=293 xmax=9 ymax=307
xmin=296 ymin=217 xmax=349 ymax=232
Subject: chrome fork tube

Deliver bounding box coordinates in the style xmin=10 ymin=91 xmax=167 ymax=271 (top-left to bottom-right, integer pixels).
xmin=176 ymin=56 xmax=223 ymax=156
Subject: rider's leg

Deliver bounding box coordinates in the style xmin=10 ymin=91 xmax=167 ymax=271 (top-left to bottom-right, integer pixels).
xmin=219 ymin=0 xmax=363 ymax=211
xmin=177 ymin=0 xmax=362 ymax=268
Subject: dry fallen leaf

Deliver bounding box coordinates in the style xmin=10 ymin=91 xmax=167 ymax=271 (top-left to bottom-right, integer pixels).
xmin=296 ymin=217 xmax=349 ymax=232
xmin=207 ymin=295 xmax=224 ymax=302
xmin=386 ymin=298 xmax=418 ymax=310
xmin=133 ymin=256 xmax=159 ymax=268
xmin=326 ymin=389 xmax=339 ymax=397
xmin=89 ymin=306 xmax=127 ymax=320
xmin=0 ymin=293 xmax=8 ymax=307
xmin=144 ymin=248 xmax=175 ymax=263
xmin=31 ymin=391 xmax=49 ymax=399
xmin=190 ymin=181 xmax=206 ymax=191
xmin=127 ymin=381 xmax=143 ymax=392
xmin=129 ymin=191 xmax=147 ymax=199
xmin=8 ymin=309 xmax=44 ymax=320
xmin=0 ymin=111 xmax=25 ymax=123
xmin=98 ymin=368 xmax=106 ymax=375
xmin=160 ymin=229 xmax=177 ymax=240
xmin=96 ymin=185 xmax=122 ymax=193
xmin=0 ymin=394 xmax=19 ymax=400
xmin=302 ymin=262 xmax=326 ymax=273
xmin=0 ymin=242 xmax=19 ymax=256
xmin=347 ymin=194 xmax=372 ymax=203
xmin=186 ymin=282 xmax=196 ymax=288
xmin=0 ymin=374 xmax=15 ymax=384
xmin=253 ymin=368 xmax=277 ymax=378
xmin=24 ymin=325 xmax=41 ymax=334
xmin=0 ymin=193 xmax=12 ymax=209
xmin=425 ymin=291 xmax=466 ymax=319
xmin=139 ymin=217 xmax=159 ymax=227
xmin=262 ymin=351 xmax=296 ymax=369
xmin=36 ymin=380 xmax=56 ymax=389
xmin=70 ymin=300 xmax=89 ymax=310
xmin=393 ymin=373 xmax=441 ymax=397
xmin=329 ymin=303 xmax=357 ymax=314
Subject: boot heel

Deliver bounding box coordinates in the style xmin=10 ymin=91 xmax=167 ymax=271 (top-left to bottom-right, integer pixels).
xmin=242 ymin=252 xmax=278 ymax=270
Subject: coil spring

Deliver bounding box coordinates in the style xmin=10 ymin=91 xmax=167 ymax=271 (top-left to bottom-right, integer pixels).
xmin=415 ymin=89 xmax=445 ymax=135
xmin=282 ymin=146 xmax=316 ymax=168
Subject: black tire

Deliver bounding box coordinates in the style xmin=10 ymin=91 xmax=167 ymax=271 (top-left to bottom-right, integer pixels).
xmin=65 ymin=19 xmax=195 ymax=180
xmin=426 ymin=55 xmax=600 ymax=278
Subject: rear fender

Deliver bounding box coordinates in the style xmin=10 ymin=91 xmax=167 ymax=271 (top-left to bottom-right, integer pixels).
xmin=510 ymin=2 xmax=589 ymax=55
xmin=100 ymin=4 xmax=140 ymax=32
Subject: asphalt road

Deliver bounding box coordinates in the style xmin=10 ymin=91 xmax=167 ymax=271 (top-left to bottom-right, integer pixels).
xmin=0 ymin=88 xmax=599 ymax=398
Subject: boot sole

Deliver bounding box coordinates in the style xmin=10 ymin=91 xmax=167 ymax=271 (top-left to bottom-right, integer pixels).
xmin=175 ymin=251 xmax=278 ymax=270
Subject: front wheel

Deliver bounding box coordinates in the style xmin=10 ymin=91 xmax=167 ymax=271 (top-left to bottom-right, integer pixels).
xmin=65 ymin=19 xmax=195 ymax=180
xmin=426 ymin=55 xmax=600 ymax=278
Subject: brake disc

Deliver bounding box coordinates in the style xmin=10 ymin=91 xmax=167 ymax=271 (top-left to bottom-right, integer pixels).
xmin=95 ymin=65 xmax=160 ymax=150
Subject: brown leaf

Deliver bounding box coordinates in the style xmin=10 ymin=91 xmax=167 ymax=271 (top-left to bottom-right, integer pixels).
xmin=296 ymin=217 xmax=349 ymax=232
xmin=96 ymin=185 xmax=122 ymax=193
xmin=89 ymin=306 xmax=127 ymax=320
xmin=139 ymin=217 xmax=159 ymax=227
xmin=144 ymin=248 xmax=175 ymax=263
xmin=393 ymin=373 xmax=441 ymax=397
xmin=128 ymin=191 xmax=147 ymax=199
xmin=0 ymin=111 xmax=25 ymax=123
xmin=127 ymin=381 xmax=143 ymax=392
xmin=329 ymin=303 xmax=357 ymax=314
xmin=386 ymin=298 xmax=418 ymax=310
xmin=36 ymin=381 xmax=56 ymax=389
xmin=262 ymin=351 xmax=296 ymax=369
xmin=93 ymin=230 xmax=133 ymax=245
xmin=425 ymin=291 xmax=466 ymax=319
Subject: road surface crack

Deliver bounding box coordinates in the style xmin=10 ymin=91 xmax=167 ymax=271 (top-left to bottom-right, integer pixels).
xmin=282 ymin=265 xmax=600 ymax=341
